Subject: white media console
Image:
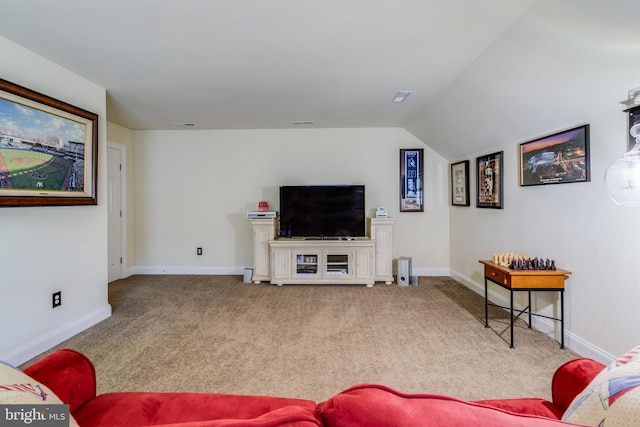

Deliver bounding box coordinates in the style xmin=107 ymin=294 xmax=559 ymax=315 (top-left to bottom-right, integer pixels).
xmin=250 ymin=217 xmax=394 ymax=287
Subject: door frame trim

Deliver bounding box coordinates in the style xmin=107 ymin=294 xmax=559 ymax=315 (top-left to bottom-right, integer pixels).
xmin=107 ymin=141 xmax=127 ymax=281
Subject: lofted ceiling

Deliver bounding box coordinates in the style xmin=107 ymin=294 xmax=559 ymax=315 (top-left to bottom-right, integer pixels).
xmin=0 ymin=0 xmax=536 ymax=132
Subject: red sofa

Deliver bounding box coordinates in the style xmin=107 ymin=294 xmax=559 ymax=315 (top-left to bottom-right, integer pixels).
xmin=19 ymin=349 xmax=604 ymax=426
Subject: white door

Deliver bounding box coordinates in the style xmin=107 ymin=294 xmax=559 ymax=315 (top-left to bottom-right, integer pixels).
xmin=107 ymin=143 xmax=125 ymax=282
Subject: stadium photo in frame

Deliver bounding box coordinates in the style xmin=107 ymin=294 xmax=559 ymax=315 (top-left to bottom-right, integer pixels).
xmin=476 ymin=151 xmax=503 ymax=209
xmin=450 ymin=160 xmax=470 ymax=206
xmin=519 ymin=124 xmax=590 ymax=187
xmin=0 ymin=79 xmax=98 ymax=207
xmin=400 ymin=148 xmax=424 ymax=212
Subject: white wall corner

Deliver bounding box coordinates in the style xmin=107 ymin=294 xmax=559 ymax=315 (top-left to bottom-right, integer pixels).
xmin=3 ymin=305 xmax=112 ymax=366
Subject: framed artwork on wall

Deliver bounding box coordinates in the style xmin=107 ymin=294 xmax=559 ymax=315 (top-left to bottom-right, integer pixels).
xmin=450 ymin=160 xmax=470 ymax=206
xmin=627 ymin=106 xmax=640 ymax=151
xmin=519 ymin=124 xmax=590 ymax=187
xmin=400 ymin=148 xmax=423 ymax=212
xmin=0 ymin=79 xmax=98 ymax=207
xmin=476 ymin=151 xmax=503 ymax=209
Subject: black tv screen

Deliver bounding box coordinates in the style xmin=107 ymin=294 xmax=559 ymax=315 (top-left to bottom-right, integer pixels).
xmin=279 ymin=185 xmax=365 ymax=238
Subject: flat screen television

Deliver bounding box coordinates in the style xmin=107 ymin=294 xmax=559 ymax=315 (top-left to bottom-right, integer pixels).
xmin=279 ymin=185 xmax=365 ymax=238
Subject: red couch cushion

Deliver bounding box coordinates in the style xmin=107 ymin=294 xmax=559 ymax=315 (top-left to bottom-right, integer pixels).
xmin=73 ymin=391 xmax=321 ymax=427
xmin=318 ymin=384 xmax=581 ymax=427
xmin=22 ymin=348 xmax=96 ymax=414
xmin=474 ymin=398 xmax=563 ymax=419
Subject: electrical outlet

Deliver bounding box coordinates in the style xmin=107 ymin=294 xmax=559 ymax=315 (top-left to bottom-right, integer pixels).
xmin=197 ymin=247 xmax=203 ymax=256
xmin=52 ymin=291 xmax=62 ymax=308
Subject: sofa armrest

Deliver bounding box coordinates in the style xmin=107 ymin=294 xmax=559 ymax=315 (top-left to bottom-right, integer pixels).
xmin=551 ymin=357 xmax=605 ymax=413
xmin=23 ymin=349 xmax=96 ymax=413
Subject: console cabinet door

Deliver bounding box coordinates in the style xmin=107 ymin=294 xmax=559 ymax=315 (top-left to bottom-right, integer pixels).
xmin=355 ymin=248 xmax=373 ymax=280
xmin=370 ymin=218 xmax=394 ymax=283
xmin=271 ymin=249 xmax=291 ymax=284
xmin=324 ymin=251 xmax=353 ymax=279
xmin=251 ymin=219 xmax=276 ymax=282
xmin=293 ymin=251 xmax=322 ymax=280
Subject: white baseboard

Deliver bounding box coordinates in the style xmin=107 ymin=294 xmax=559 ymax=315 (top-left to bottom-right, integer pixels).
xmin=129 ymin=266 xmax=245 ymax=276
xmin=3 ymin=304 xmax=112 ymax=366
xmin=413 ymin=267 xmax=450 ymax=277
xmin=129 ymin=266 xmax=450 ymax=277
xmin=449 ymin=268 xmax=614 ymax=365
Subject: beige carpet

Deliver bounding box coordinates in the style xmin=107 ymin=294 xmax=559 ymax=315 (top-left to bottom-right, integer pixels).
xmin=23 ymin=275 xmax=580 ymax=403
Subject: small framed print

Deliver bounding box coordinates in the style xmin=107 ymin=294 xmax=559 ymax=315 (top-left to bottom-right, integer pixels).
xmin=476 ymin=151 xmax=503 ymax=209
xmin=450 ymin=160 xmax=470 ymax=206
xmin=627 ymin=107 xmax=640 ymax=151
xmin=400 ymin=148 xmax=423 ymax=212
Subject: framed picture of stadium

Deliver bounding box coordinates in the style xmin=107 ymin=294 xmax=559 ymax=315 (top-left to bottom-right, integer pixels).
xmin=519 ymin=124 xmax=590 ymax=187
xmin=0 ymin=79 xmax=98 ymax=207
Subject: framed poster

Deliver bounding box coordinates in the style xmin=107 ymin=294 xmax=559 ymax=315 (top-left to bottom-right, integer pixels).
xmin=400 ymin=148 xmax=423 ymax=212
xmin=450 ymin=160 xmax=470 ymax=206
xmin=0 ymin=79 xmax=98 ymax=207
xmin=476 ymin=151 xmax=503 ymax=209
xmin=519 ymin=124 xmax=590 ymax=187
xmin=627 ymin=106 xmax=640 ymax=151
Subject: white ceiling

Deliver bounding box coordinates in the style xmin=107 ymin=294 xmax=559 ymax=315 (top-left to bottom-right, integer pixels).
xmin=0 ymin=0 xmax=537 ymax=131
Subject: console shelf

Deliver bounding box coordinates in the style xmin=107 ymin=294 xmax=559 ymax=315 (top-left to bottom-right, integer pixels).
xmin=250 ymin=218 xmax=394 ymax=286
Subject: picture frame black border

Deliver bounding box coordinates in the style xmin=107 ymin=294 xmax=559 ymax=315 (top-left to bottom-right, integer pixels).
xmin=476 ymin=151 xmax=504 ymax=209
xmin=399 ymin=148 xmax=424 ymax=212
xmin=626 ymin=106 xmax=640 ymax=151
xmin=0 ymin=78 xmax=98 ymax=207
xmin=450 ymin=160 xmax=470 ymax=207
xmin=519 ymin=124 xmax=590 ymax=187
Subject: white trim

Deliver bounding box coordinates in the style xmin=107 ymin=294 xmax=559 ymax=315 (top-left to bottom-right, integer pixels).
xmin=413 ymin=267 xmax=450 ymax=277
xmin=107 ymin=141 xmax=127 ymax=282
xmin=128 ymin=266 xmax=451 ymax=277
xmin=2 ymin=305 xmax=112 ymax=366
xmin=129 ymin=266 xmax=247 ymax=275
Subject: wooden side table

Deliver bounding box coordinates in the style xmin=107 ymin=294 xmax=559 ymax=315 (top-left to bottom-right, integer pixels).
xmin=479 ymin=260 xmax=572 ymax=349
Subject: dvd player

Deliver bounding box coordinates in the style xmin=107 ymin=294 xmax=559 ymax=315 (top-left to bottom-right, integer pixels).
xmin=246 ymin=211 xmax=277 ymax=218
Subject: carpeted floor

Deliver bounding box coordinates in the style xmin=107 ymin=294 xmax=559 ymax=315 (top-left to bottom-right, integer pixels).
xmin=23 ymin=275 xmax=579 ymax=403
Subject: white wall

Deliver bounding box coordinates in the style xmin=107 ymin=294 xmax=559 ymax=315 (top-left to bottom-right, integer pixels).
xmin=129 ymin=128 xmax=450 ymax=276
xmin=0 ymin=36 xmax=110 ymax=365
xmin=406 ymin=0 xmax=640 ymax=360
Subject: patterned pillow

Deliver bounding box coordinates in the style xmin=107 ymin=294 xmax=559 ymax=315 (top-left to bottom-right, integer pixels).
xmin=562 ymin=345 xmax=640 ymax=426
xmin=0 ymin=361 xmax=79 ymax=426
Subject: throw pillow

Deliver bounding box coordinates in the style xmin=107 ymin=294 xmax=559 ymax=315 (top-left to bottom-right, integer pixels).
xmin=562 ymin=345 xmax=640 ymax=426
xmin=0 ymin=361 xmax=79 ymax=426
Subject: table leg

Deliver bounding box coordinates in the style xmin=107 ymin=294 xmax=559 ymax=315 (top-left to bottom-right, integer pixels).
xmin=560 ymin=290 xmax=565 ymax=350
xmin=528 ymin=291 xmax=532 ymax=328
xmin=510 ymin=289 xmax=514 ymax=349
xmin=484 ymin=277 xmax=489 ymax=328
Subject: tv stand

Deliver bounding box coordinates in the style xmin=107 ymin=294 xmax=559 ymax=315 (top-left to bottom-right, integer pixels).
xmin=250 ymin=218 xmax=394 ymax=286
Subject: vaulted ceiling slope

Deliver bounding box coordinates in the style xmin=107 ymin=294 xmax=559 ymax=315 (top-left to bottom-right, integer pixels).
xmin=0 ymin=0 xmax=534 ymax=132
xmin=1 ymin=1 xmax=638 ymax=161
xmin=404 ymin=0 xmax=640 ymax=160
